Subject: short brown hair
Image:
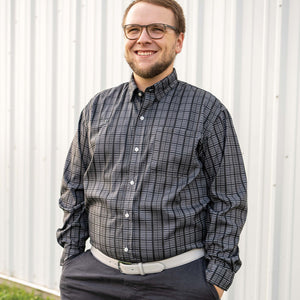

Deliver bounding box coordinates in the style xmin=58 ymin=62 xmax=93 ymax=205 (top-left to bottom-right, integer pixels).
xmin=122 ymin=0 xmax=186 ymax=34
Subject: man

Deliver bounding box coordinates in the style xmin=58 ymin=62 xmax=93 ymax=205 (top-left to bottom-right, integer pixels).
xmin=57 ymin=0 xmax=247 ymax=299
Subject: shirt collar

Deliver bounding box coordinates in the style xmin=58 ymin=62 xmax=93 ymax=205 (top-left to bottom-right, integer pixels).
xmin=127 ymin=69 xmax=178 ymax=102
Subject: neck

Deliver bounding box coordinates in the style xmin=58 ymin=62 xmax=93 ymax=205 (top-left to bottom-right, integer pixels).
xmin=133 ymin=67 xmax=174 ymax=92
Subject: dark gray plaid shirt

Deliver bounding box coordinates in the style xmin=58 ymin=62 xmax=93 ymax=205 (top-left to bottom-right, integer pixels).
xmin=57 ymin=69 xmax=247 ymax=290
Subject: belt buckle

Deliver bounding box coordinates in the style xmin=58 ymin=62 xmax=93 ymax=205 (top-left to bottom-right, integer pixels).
xmin=118 ymin=261 xmax=147 ymax=275
xmin=118 ymin=260 xmax=132 ymax=273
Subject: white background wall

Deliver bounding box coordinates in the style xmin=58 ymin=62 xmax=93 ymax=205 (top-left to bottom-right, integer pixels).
xmin=1 ymin=0 xmax=300 ymax=299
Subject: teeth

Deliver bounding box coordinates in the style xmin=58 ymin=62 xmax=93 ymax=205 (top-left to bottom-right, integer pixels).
xmin=137 ymin=51 xmax=154 ymax=56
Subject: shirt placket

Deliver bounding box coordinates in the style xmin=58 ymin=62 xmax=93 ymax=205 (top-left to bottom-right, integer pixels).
xmin=122 ymin=90 xmax=155 ymax=261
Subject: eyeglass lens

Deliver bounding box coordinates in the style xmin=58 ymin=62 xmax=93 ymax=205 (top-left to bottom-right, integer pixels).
xmin=125 ymin=24 xmax=166 ymax=40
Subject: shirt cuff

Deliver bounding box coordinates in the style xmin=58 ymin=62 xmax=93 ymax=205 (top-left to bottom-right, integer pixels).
xmin=205 ymin=261 xmax=235 ymax=291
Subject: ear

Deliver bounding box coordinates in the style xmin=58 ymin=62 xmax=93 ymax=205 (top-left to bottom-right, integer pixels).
xmin=175 ymin=33 xmax=184 ymax=54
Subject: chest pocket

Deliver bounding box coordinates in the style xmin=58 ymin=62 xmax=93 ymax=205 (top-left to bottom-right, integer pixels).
xmin=150 ymin=127 xmax=198 ymax=176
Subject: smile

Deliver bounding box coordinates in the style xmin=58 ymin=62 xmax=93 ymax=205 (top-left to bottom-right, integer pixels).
xmin=135 ymin=51 xmax=156 ymax=56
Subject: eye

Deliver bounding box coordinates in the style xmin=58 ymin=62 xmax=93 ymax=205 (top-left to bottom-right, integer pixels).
xmin=149 ymin=24 xmax=164 ymax=33
xmin=126 ymin=26 xmax=140 ymax=34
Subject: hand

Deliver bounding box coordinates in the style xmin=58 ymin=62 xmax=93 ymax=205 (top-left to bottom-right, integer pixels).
xmin=214 ymin=285 xmax=224 ymax=299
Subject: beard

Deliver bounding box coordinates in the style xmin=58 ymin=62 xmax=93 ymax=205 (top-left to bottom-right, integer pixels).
xmin=125 ymin=50 xmax=176 ymax=79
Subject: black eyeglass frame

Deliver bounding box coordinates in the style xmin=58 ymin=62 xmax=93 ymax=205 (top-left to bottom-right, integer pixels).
xmin=123 ymin=23 xmax=179 ymax=40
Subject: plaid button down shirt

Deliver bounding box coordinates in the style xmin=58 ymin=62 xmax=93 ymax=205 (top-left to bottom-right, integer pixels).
xmin=57 ymin=70 xmax=247 ymax=290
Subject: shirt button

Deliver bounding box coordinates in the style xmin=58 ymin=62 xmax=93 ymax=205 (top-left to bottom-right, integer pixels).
xmin=140 ymin=116 xmax=144 ymax=121
xmin=138 ymin=92 xmax=143 ymax=97
xmin=124 ymin=247 xmax=129 ymax=252
xmin=125 ymin=212 xmax=130 ymax=218
xmin=134 ymin=147 xmax=139 ymax=152
xmin=130 ymin=180 xmax=135 ymax=185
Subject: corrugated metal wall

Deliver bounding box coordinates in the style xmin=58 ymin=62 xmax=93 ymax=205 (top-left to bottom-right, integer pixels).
xmin=1 ymin=0 xmax=299 ymax=299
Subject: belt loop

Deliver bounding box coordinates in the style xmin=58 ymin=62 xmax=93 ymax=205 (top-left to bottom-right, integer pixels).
xmin=138 ymin=263 xmax=145 ymax=275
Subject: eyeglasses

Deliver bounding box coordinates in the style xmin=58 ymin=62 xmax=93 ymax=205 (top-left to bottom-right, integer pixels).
xmin=123 ymin=23 xmax=179 ymax=40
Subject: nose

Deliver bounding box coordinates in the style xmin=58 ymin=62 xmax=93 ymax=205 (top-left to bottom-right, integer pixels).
xmin=136 ymin=27 xmax=152 ymax=43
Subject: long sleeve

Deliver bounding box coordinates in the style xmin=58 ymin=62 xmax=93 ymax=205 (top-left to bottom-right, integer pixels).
xmin=201 ymin=108 xmax=247 ymax=290
xmin=56 ymin=110 xmax=91 ymax=265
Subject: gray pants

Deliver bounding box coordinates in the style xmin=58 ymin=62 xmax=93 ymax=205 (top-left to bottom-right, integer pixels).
xmin=60 ymin=250 xmax=219 ymax=300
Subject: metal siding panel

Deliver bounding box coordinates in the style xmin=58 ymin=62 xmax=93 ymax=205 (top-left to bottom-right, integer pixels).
xmin=290 ymin=7 xmax=300 ymax=296
xmin=273 ymin=0 xmax=300 ymax=299
xmin=0 ymin=0 xmax=300 ymax=298
xmin=0 ymin=0 xmax=10 ymax=277
xmin=7 ymin=0 xmax=16 ymax=281
xmin=240 ymin=1 xmax=276 ymax=299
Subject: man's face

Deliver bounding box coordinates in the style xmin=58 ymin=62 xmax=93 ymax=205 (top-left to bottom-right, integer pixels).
xmin=124 ymin=2 xmax=184 ymax=81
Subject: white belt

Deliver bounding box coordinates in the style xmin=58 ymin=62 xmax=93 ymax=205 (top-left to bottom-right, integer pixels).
xmin=91 ymin=246 xmax=205 ymax=275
